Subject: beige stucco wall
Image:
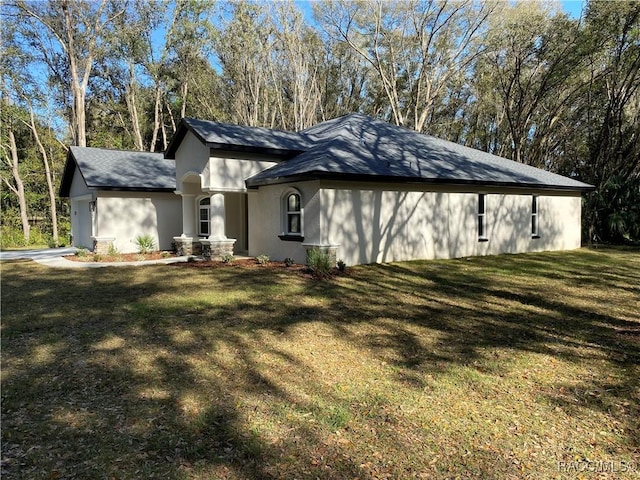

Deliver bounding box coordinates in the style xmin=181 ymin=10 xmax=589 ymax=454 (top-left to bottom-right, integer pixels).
xmin=95 ymin=192 xmax=182 ymax=253
xmin=174 ymin=131 xmax=278 ymax=193
xmin=248 ymin=181 xmax=322 ymax=264
xmin=70 ymin=198 xmax=93 ymax=249
xmin=174 ymin=131 xmax=209 ymax=190
xmin=224 ymin=192 xmax=248 ymax=251
xmin=206 ymin=152 xmax=278 ymax=192
xmin=68 ymin=166 xmax=94 ymax=249
xmin=319 ymin=183 xmax=583 ymax=265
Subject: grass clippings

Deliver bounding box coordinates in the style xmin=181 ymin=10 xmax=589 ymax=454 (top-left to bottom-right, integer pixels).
xmin=1 ymin=247 xmax=639 ymax=479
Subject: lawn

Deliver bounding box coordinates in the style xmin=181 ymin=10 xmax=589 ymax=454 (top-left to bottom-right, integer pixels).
xmin=1 ymin=247 xmax=639 ymax=479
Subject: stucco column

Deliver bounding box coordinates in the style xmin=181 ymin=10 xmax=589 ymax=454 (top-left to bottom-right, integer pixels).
xmin=181 ymin=194 xmax=196 ymax=238
xmin=208 ymin=193 xmax=227 ymax=240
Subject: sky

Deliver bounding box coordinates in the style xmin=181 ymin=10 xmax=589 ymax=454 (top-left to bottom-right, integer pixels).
xmin=560 ymin=0 xmax=586 ymax=18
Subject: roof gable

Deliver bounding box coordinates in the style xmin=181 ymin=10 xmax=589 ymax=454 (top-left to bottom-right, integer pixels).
xmin=164 ymin=117 xmax=311 ymax=159
xmin=59 ymin=147 xmax=176 ymax=197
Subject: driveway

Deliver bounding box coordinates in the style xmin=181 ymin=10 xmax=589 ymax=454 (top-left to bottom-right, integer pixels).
xmin=0 ymin=247 xmax=78 ymax=261
xmin=0 ymin=247 xmax=190 ymax=268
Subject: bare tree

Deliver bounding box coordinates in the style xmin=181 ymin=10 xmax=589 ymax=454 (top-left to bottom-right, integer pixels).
xmin=13 ymin=0 xmax=125 ymax=147
xmin=24 ymin=104 xmax=59 ymax=245
xmin=269 ymin=1 xmax=324 ymax=130
xmin=318 ymin=0 xmax=496 ymax=132
xmin=0 ymin=109 xmax=30 ymax=243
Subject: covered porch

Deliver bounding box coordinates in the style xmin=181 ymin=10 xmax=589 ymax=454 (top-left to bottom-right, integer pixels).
xmin=172 ymin=173 xmax=248 ymax=259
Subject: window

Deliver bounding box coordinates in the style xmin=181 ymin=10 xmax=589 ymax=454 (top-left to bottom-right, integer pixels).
xmin=531 ymin=195 xmax=539 ymax=238
xmin=199 ymin=197 xmax=210 ymax=237
xmin=478 ymin=193 xmax=488 ymax=241
xmin=279 ymin=190 xmax=304 ymax=241
xmin=286 ymin=193 xmax=302 ymax=235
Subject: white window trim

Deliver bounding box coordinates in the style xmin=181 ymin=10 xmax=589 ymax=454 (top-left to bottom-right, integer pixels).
xmin=198 ymin=196 xmax=211 ymax=238
xmin=281 ymin=188 xmax=304 ymax=238
xmin=531 ymin=195 xmax=540 ymax=238
xmin=478 ymin=193 xmax=488 ymax=241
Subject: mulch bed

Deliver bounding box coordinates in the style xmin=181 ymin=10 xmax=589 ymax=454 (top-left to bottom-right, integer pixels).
xmin=64 ymin=253 xmax=345 ymax=278
xmin=169 ymin=258 xmax=310 ymax=273
xmin=65 ymin=252 xmax=174 ymax=262
xmin=170 ymin=259 xmax=348 ymax=280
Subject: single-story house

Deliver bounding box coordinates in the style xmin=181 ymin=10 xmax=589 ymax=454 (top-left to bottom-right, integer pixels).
xmin=60 ymin=113 xmax=593 ymax=264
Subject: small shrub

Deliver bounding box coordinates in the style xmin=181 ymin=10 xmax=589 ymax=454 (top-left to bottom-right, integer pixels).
xmin=76 ymin=248 xmax=88 ymax=258
xmin=284 ymin=257 xmax=295 ymax=267
xmin=108 ymin=243 xmax=119 ymax=256
xmin=221 ymin=253 xmax=235 ymax=264
xmin=135 ymin=234 xmax=155 ymax=254
xmin=161 ymin=251 xmax=172 ymax=259
xmin=256 ymin=254 xmax=270 ymax=265
xmin=307 ymin=248 xmax=333 ymax=278
xmin=93 ymin=254 xmax=103 ymax=262
xmin=337 ymin=259 xmax=347 ymax=272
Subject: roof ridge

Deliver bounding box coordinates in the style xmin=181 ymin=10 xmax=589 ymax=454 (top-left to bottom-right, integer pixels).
xmin=183 ymin=117 xmax=302 ymax=136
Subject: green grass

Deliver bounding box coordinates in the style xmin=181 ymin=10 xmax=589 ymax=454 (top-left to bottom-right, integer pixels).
xmin=1 ymin=247 xmax=639 ymax=479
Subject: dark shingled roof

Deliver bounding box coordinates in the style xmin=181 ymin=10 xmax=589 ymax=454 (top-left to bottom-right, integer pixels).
xmin=245 ymin=114 xmax=594 ymax=191
xmin=164 ymin=117 xmax=311 ymax=159
xmin=67 ymin=114 xmax=593 ymax=195
xmin=59 ymin=146 xmax=176 ymax=197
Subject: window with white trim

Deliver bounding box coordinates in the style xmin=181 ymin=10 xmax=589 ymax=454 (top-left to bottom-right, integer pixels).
xmin=478 ymin=193 xmax=487 ymax=241
xmin=279 ymin=189 xmax=304 ymax=241
xmin=531 ymin=195 xmax=539 ymax=238
xmin=286 ymin=192 xmax=302 ymax=235
xmin=199 ymin=197 xmax=210 ymax=237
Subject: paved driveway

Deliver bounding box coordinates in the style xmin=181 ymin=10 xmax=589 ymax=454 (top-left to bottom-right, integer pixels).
xmin=0 ymin=247 xmax=77 ymax=261
xmin=0 ymin=247 xmax=190 ymax=268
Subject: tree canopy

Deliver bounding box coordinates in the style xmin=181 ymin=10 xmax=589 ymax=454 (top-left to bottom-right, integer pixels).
xmin=1 ymin=0 xmax=638 ymax=246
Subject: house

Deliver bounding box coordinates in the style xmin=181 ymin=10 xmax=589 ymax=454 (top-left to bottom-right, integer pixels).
xmin=59 ymin=147 xmax=182 ymax=253
xmin=61 ymin=114 xmax=593 ymax=264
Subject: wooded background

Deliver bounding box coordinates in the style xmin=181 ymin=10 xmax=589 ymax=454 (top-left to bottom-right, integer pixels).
xmin=1 ymin=0 xmax=638 ymax=248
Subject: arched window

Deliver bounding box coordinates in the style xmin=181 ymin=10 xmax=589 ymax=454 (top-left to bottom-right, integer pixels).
xmin=199 ymin=197 xmax=210 ymax=237
xmin=286 ymin=192 xmax=302 ymax=235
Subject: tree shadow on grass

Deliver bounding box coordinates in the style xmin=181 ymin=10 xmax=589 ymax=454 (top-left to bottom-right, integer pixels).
xmin=1 ymin=247 xmax=639 ymax=478
xmin=1 ymin=262 xmax=370 ymax=479
xmin=307 ymin=249 xmax=640 ymax=450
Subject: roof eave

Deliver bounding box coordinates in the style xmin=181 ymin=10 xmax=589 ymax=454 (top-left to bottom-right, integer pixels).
xmin=208 ymin=142 xmax=305 ymax=159
xmin=86 ymin=186 xmax=176 ymax=193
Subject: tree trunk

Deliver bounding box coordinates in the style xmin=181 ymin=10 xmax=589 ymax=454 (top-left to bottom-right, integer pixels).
xmin=6 ymin=128 xmax=30 ymax=243
xmin=150 ymin=84 xmax=162 ymax=152
xmin=28 ymin=106 xmax=59 ymax=245
xmin=127 ymin=60 xmax=144 ymax=151
xmin=62 ymin=0 xmax=89 ymax=146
